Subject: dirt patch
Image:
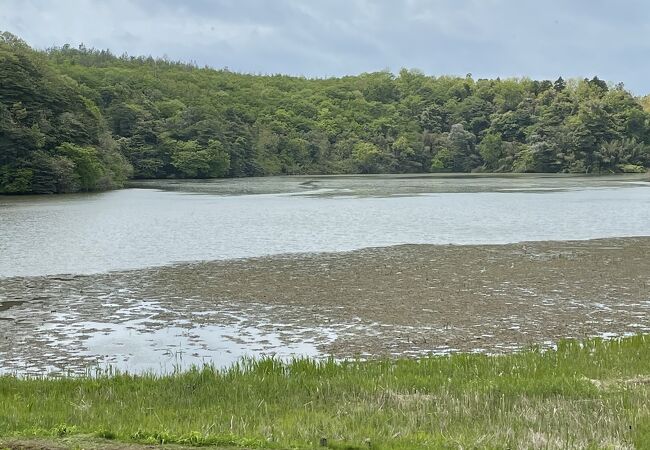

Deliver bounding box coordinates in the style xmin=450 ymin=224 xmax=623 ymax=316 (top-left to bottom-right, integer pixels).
xmin=0 ymin=237 xmax=649 ymax=374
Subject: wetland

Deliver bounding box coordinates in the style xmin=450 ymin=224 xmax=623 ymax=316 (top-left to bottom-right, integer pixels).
xmin=1 ymin=174 xmax=649 ymax=375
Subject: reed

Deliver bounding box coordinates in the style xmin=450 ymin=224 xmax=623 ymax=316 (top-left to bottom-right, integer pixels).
xmin=2 ymin=336 xmax=650 ymax=449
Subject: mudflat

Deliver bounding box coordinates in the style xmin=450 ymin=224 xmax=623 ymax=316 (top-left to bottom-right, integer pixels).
xmin=0 ymin=237 xmax=648 ymax=374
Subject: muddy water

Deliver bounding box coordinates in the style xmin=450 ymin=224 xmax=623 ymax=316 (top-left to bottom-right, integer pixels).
xmin=0 ymin=174 xmax=649 ymax=375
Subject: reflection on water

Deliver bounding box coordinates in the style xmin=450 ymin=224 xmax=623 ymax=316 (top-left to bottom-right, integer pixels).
xmin=44 ymin=319 xmax=331 ymax=375
xmin=0 ymin=280 xmax=341 ymax=375
xmin=1 ymin=174 xmax=649 ymax=277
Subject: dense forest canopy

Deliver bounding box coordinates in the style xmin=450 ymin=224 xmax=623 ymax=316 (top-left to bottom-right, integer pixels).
xmin=1 ymin=32 xmax=649 ymax=194
xmin=0 ymin=33 xmax=131 ymax=193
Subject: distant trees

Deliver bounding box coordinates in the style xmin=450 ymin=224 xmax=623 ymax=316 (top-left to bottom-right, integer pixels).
xmin=1 ymin=31 xmax=649 ymax=194
xmin=353 ymin=142 xmax=387 ymax=173
xmin=169 ymin=139 xmax=230 ymax=178
xmin=0 ymin=33 xmax=131 ymax=193
xmin=430 ymin=124 xmax=479 ymax=172
xmin=478 ymin=133 xmax=504 ymax=170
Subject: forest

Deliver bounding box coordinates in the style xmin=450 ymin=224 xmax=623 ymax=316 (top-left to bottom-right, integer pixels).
xmin=1 ymin=31 xmax=649 ymax=194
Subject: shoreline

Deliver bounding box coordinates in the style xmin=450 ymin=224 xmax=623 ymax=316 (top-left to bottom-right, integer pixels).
xmin=1 ymin=335 xmax=649 ymax=448
xmin=2 ymin=234 xmax=649 ymax=281
xmin=1 ymin=236 xmax=649 ymax=375
xmin=2 ymin=171 xmax=647 ymax=198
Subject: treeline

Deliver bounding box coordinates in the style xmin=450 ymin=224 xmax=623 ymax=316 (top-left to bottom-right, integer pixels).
xmin=1 ymin=32 xmax=649 ymax=193
xmin=0 ymin=33 xmax=131 ymax=194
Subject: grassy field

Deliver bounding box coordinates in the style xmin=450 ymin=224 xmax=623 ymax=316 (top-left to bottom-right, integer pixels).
xmin=2 ymin=336 xmax=650 ymax=449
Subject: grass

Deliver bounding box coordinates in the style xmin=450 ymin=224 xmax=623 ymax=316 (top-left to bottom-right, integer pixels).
xmin=2 ymin=336 xmax=650 ymax=449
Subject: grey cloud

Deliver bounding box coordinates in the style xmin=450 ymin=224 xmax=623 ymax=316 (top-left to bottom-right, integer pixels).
xmin=0 ymin=0 xmax=648 ymax=93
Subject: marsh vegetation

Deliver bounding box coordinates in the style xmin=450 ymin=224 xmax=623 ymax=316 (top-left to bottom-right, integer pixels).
xmin=3 ymin=336 xmax=650 ymax=449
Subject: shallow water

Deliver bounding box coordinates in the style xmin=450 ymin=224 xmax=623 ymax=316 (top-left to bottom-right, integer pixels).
xmin=1 ymin=174 xmax=650 ymax=375
xmin=1 ymin=174 xmax=649 ymax=277
xmin=1 ymin=238 xmax=649 ymax=375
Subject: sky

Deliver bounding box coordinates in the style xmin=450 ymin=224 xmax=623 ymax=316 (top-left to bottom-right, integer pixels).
xmin=1 ymin=0 xmax=649 ymax=94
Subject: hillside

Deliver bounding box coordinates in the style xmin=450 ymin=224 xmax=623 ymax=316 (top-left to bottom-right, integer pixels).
xmin=0 ymin=33 xmax=131 ymax=193
xmin=1 ymin=32 xmax=649 ymax=193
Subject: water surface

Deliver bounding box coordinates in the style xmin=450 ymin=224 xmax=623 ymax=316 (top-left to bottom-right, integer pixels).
xmin=1 ymin=174 xmax=649 ymax=277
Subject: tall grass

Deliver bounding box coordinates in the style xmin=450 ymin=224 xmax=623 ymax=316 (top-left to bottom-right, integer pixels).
xmin=2 ymin=336 xmax=650 ymax=449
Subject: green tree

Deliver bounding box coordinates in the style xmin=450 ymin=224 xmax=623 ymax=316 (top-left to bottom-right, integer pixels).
xmin=478 ymin=133 xmax=504 ymax=170
xmin=56 ymin=143 xmax=104 ymax=191
xmin=353 ymin=142 xmax=390 ymax=173
xmin=170 ymin=139 xmax=230 ymax=178
xmin=2 ymin=31 xmax=649 ymax=192
xmin=447 ymin=123 xmax=479 ymax=172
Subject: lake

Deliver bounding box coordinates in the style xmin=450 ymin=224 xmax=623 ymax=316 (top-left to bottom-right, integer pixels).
xmin=1 ymin=173 xmax=649 ymax=278
xmin=1 ymin=173 xmax=650 ymax=375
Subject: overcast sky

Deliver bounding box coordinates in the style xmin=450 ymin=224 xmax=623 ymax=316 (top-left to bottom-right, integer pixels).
xmin=1 ymin=0 xmax=649 ymax=94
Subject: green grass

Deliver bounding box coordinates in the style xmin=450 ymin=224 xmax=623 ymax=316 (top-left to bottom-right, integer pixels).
xmin=2 ymin=336 xmax=650 ymax=449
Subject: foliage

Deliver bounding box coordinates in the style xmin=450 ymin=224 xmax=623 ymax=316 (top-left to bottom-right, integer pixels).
xmin=2 ymin=32 xmax=649 ymax=193
xmin=2 ymin=336 xmax=650 ymax=448
xmin=0 ymin=33 xmax=131 ymax=193
xmin=168 ymin=138 xmax=230 ymax=178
